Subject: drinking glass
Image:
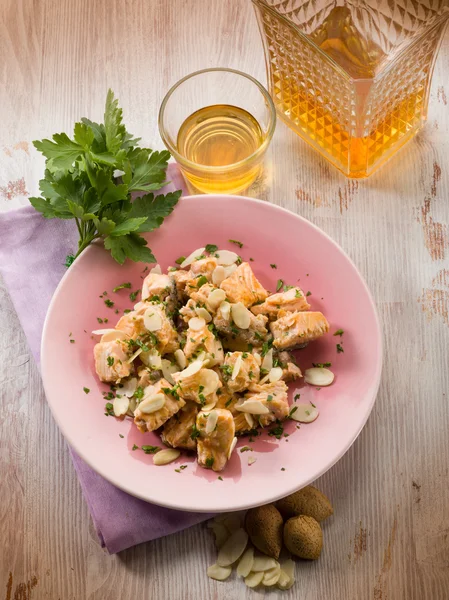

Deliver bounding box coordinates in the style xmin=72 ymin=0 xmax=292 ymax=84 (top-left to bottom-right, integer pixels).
xmin=158 ymin=68 xmax=276 ymax=194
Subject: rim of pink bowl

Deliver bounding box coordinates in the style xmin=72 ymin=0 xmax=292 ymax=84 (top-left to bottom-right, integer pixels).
xmin=40 ymin=194 xmax=383 ymax=512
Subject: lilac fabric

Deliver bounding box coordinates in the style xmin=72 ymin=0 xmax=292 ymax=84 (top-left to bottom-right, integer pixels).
xmin=0 ymin=164 xmax=212 ymax=553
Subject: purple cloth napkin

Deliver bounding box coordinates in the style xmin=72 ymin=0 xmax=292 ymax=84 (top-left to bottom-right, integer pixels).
xmin=0 ymin=164 xmax=212 ymax=554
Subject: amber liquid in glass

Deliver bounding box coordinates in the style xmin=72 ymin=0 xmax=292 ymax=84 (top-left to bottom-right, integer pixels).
xmin=265 ymin=6 xmax=428 ymax=177
xmin=177 ymin=104 xmax=264 ymax=194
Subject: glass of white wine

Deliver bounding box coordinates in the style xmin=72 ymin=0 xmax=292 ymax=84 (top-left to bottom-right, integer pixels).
xmin=158 ymin=68 xmax=276 ymax=195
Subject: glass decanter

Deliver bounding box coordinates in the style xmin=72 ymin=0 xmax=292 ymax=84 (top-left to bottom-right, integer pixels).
xmin=252 ymin=0 xmax=449 ymax=177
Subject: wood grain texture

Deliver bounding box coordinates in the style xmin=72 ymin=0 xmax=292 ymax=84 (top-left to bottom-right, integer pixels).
xmin=1 ymin=0 xmax=449 ymax=598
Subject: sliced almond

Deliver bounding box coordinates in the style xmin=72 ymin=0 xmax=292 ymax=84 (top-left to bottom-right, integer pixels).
xmin=277 ymin=570 xmax=291 ymax=590
xmin=140 ymin=350 xmax=162 ymax=369
xmin=259 ymin=373 xmax=270 ymax=385
xmin=126 ymin=396 xmax=137 ymax=417
xmin=144 ymin=309 xmax=162 ymax=332
xmin=138 ymin=393 xmax=166 ymax=414
xmin=92 ymin=328 xmax=116 ymax=336
xmin=263 ymin=565 xmax=281 ymax=586
xmin=207 ymin=564 xmax=232 ymax=581
xmin=237 ymin=546 xmax=254 ymax=577
xmin=253 ymin=352 xmax=262 ymax=366
xmin=153 ymin=448 xmax=180 ymax=465
xmin=118 ymin=377 xmax=137 ymax=397
xmin=261 ymin=348 xmax=273 ymax=371
xmin=212 ymin=265 xmax=226 ymax=286
xmin=244 ymin=413 xmax=255 ymax=428
xmin=208 ymin=289 xmax=227 ymax=310
xmin=248 ymin=456 xmax=257 ymax=466
xmin=199 ymin=369 xmax=220 ymax=396
xmin=205 ymin=410 xmax=218 ymax=434
xmin=177 ymin=359 xmax=203 ymax=379
xmin=150 ymin=264 xmax=162 ymax=274
xmin=218 ymin=300 xmax=231 ymax=320
xmin=251 ymin=556 xmax=278 ymax=572
xmin=236 ymin=400 xmax=269 ymax=415
xmin=211 ymin=523 xmax=229 ymax=549
xmin=174 ymin=349 xmax=187 ymax=370
xmin=281 ymin=558 xmax=295 ymax=580
xmin=227 ymin=436 xmax=237 ymax=460
xmin=244 ymin=571 xmax=264 ymax=588
xmin=161 ymin=359 xmax=180 ymax=385
xmin=200 ymin=400 xmax=217 ymax=412
xmin=269 ymin=366 xmax=283 ymax=382
xmin=231 ymin=303 xmax=251 ymax=329
xmin=223 ymin=264 xmax=237 ymax=278
xmin=217 ymin=528 xmax=248 ymax=567
xmin=127 ymin=347 xmax=143 ymax=363
xmin=195 ymin=307 xmax=212 ymax=323
xmin=113 ymin=395 xmax=129 ymax=417
xmin=304 ymin=367 xmax=335 ymax=386
xmin=189 ymin=316 xmax=206 ymax=332
xmin=278 ymin=559 xmax=295 ymax=590
xmin=180 ymin=247 xmax=206 ymax=269
xmin=100 ymin=330 xmax=130 ymax=343
xmin=216 ymin=250 xmax=239 ymax=266
xmin=231 ymin=354 xmax=243 ymax=380
xmin=289 ymin=403 xmax=319 ymax=423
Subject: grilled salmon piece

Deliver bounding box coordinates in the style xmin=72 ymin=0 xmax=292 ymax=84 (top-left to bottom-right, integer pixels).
xmin=133 ymin=379 xmax=186 ymax=433
xmin=172 ymin=367 xmax=221 ymax=405
xmin=251 ymin=287 xmax=310 ymax=319
xmin=275 ymin=350 xmax=303 ymax=382
xmin=222 ymin=351 xmax=260 ymax=393
xmin=161 ymin=401 xmax=199 ymax=450
xmin=183 ymin=321 xmax=224 ymax=366
xmin=220 ymin=262 xmax=268 ymax=307
xmin=196 ymin=408 xmax=235 ymax=471
xmin=142 ymin=272 xmax=174 ymax=302
xmin=185 ymin=258 xmax=218 ymax=297
xmin=270 ymin=310 xmax=329 ymax=350
xmin=243 ymin=381 xmax=289 ymax=427
xmin=116 ymin=302 xmax=179 ymax=354
xmin=214 ymin=389 xmax=253 ymax=434
xmin=94 ymin=339 xmax=133 ymax=383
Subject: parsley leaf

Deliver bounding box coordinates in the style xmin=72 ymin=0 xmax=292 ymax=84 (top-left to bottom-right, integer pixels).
xmin=336 ymin=343 xmax=344 ymax=353
xmin=334 ymin=329 xmax=344 ymax=336
xmin=276 ymin=279 xmax=284 ymax=292
xmin=229 ymin=239 xmax=243 ymax=248
xmin=113 ymin=282 xmax=132 ymax=292
xmin=205 ymin=244 xmax=218 ymax=253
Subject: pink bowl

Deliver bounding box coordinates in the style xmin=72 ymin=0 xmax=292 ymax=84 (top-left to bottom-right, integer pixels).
xmin=41 ymin=195 xmax=382 ymax=512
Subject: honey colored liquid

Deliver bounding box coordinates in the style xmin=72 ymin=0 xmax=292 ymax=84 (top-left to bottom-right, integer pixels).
xmin=177 ymin=104 xmax=265 ymax=194
xmin=266 ymin=6 xmax=427 ymax=177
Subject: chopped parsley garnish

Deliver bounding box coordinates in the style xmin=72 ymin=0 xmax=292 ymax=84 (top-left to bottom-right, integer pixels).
xmin=254 ymin=331 xmax=264 ymax=341
xmin=134 ymin=339 xmax=150 ymax=352
xmin=199 ymin=393 xmax=207 ymax=405
xmin=205 ymin=457 xmax=215 ymax=468
xmin=306 ymin=291 xmax=312 ymax=297
xmin=336 ymin=343 xmax=344 ymax=353
xmin=276 ymin=279 xmax=284 ymax=292
xmin=199 ymin=385 xmax=205 ymax=393
xmin=64 ymin=254 xmax=75 ymax=268
xmin=132 ymin=444 xmax=139 ymax=451
xmin=334 ymin=329 xmax=344 ymax=336
xmin=283 ymin=284 xmax=293 ymax=291
xmin=104 ymin=299 xmax=114 ymax=308
xmin=289 ymin=406 xmax=298 ymax=418
xmin=134 ymin=386 xmax=144 ymax=400
xmin=105 ymin=402 xmax=114 ymax=416
xmin=218 ymin=476 xmax=223 ymax=481
xmin=242 ymin=352 xmax=248 ymax=358
xmin=196 ymin=275 xmax=208 ymax=288
xmin=141 ymin=445 xmax=160 ymax=454
xmin=295 ymin=289 xmax=302 ymax=298
xmin=267 ymin=395 xmax=273 ymax=402
xmin=190 ymin=424 xmax=201 ymax=440
xmin=83 ymin=387 xmax=90 ymax=394
xmin=179 ymin=464 xmax=188 ymax=470
xmin=70 ymin=339 xmax=75 ymax=344
xmin=249 ymin=257 xmax=254 ymax=262
xmin=312 ymin=362 xmax=332 ymax=368
xmin=129 ymin=290 xmax=139 ymax=302
xmin=175 ymin=256 xmax=186 ymax=265
xmin=119 ymin=434 xmax=124 ymax=438
xmin=205 ymin=244 xmax=218 ymax=253
xmin=229 ymin=239 xmax=243 ymax=248
xmin=261 ymin=340 xmax=272 ymax=356
xmin=97 ymin=317 xmax=103 ymax=324
xmin=225 ymin=398 xmax=233 ymax=408
xmin=220 ymin=364 xmax=233 ymax=377
xmin=123 ymin=309 xmax=132 ymax=314
xmin=248 ymin=370 xmax=254 ymax=379
xmin=240 ymin=446 xmax=252 ymax=453
xmin=281 ymin=467 xmax=285 ymax=471
xmin=294 ymin=393 xmax=300 ymax=401
xmin=190 ymin=337 xmax=196 ymax=343
xmin=268 ymin=422 xmax=284 ymax=439
xmin=270 ymin=264 xmax=277 ymax=269
xmin=311 ymin=402 xmax=317 ymax=408
xmin=113 ymin=282 xmax=132 ymax=292
xmin=107 ymin=356 xmax=114 ymax=366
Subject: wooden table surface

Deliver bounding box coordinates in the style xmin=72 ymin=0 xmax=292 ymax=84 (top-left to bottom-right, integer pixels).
xmin=1 ymin=1 xmax=449 ymax=598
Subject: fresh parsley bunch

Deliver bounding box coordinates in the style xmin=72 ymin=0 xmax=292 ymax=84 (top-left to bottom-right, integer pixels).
xmin=30 ymin=90 xmax=181 ymax=265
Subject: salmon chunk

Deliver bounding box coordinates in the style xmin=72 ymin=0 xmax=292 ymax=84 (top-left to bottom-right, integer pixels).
xmin=276 ymin=350 xmax=303 ymax=381
xmin=222 ymin=351 xmax=260 ymax=393
xmin=270 ymin=311 xmax=329 ymax=350
xmin=196 ymin=408 xmax=236 ymax=472
xmin=133 ymin=379 xmax=186 ymax=433
xmin=214 ymin=389 xmax=253 ymax=434
xmin=94 ymin=339 xmax=133 ymax=383
xmin=183 ymin=321 xmax=224 ymax=366
xmin=142 ymin=272 xmax=174 ymax=301
xmin=161 ymin=401 xmax=199 ymax=450
xmin=220 ymin=262 xmax=268 ymax=307
xmin=242 ymin=381 xmax=289 ymax=427
xmin=214 ymin=302 xmax=269 ymax=349
xmin=117 ymin=303 xmax=179 ymax=354
xmin=169 ymin=269 xmax=190 ymax=300
xmin=172 ymin=367 xmax=221 ymax=405
xmin=251 ymin=287 xmax=310 ymax=319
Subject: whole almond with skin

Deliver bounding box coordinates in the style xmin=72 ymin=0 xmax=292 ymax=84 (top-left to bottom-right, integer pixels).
xmin=245 ymin=504 xmax=283 ymax=559
xmin=283 ymin=515 xmax=323 ymax=560
xmin=276 ymin=485 xmax=333 ymax=522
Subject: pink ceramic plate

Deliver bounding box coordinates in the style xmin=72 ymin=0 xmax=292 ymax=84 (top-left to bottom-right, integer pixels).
xmin=41 ymin=195 xmax=382 ymax=512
